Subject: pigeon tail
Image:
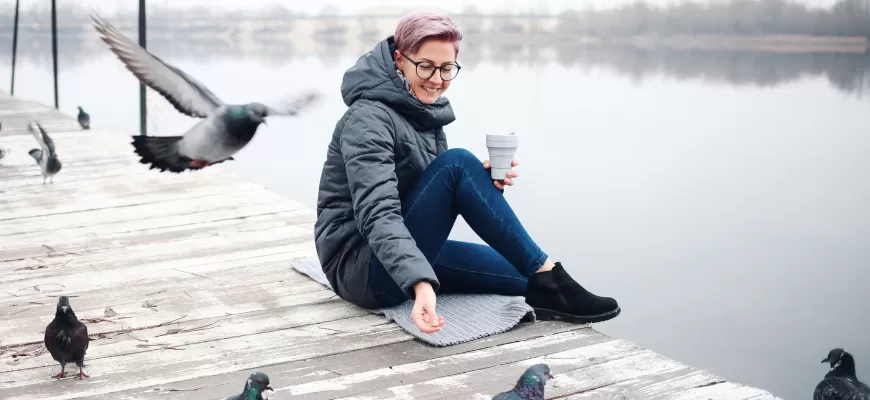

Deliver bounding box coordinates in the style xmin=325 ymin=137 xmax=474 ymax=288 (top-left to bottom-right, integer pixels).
xmin=131 ymin=135 xmax=233 ymax=173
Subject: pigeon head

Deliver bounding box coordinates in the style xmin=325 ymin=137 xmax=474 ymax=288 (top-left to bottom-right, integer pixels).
xmin=55 ymin=296 xmax=76 ymax=319
xmin=241 ymin=103 xmax=269 ymax=125
xmin=517 ymin=363 xmax=552 ymax=389
xmin=822 ymin=348 xmax=856 ymax=372
xmin=242 ymin=371 xmax=274 ymax=400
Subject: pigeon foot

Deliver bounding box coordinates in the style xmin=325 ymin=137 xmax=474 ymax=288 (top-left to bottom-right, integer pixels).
xmin=75 ymin=368 xmax=89 ymax=379
xmin=51 ymin=370 xmax=66 ymax=379
xmin=190 ymin=159 xmax=212 ymax=168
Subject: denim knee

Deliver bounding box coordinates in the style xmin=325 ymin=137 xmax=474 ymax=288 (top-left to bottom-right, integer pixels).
xmin=436 ymin=148 xmax=480 ymax=168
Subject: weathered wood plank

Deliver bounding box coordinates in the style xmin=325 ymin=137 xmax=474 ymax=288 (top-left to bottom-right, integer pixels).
xmin=86 ymin=321 xmax=586 ymax=400
xmin=0 ymin=190 xmax=294 ymax=237
xmin=664 ymin=382 xmax=783 ymax=400
xmin=0 ymin=316 xmax=412 ymax=400
xmin=562 ymin=368 xmax=724 ymax=399
xmin=0 ymin=253 xmax=324 ymax=347
xmin=280 ymin=328 xmax=609 ymax=399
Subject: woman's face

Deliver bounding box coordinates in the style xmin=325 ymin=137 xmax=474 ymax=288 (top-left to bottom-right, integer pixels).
xmin=395 ymin=39 xmax=458 ymax=105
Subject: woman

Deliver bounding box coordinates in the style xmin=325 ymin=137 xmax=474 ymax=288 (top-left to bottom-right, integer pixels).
xmin=314 ymin=12 xmax=620 ymax=334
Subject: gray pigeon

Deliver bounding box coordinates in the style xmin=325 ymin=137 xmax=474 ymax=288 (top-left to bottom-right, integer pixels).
xmin=77 ymin=106 xmax=90 ymax=130
xmin=493 ymin=364 xmax=553 ymax=400
xmin=226 ymin=371 xmax=274 ymax=400
xmin=814 ymin=348 xmax=870 ymax=400
xmin=90 ymin=14 xmax=321 ymax=173
xmin=28 ymin=121 xmax=62 ymax=184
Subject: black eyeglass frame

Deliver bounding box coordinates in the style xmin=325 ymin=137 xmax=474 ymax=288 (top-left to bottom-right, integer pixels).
xmin=400 ymin=52 xmax=462 ymax=81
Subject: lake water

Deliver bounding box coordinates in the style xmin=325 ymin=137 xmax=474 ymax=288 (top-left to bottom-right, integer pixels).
xmin=2 ymin=33 xmax=870 ymax=399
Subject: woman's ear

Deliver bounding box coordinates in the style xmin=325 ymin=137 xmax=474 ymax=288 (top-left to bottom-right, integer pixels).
xmin=393 ymin=50 xmax=402 ymax=67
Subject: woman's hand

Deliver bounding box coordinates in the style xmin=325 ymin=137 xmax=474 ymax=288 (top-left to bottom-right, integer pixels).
xmin=483 ymin=159 xmax=520 ymax=190
xmin=412 ymin=281 xmax=444 ymax=333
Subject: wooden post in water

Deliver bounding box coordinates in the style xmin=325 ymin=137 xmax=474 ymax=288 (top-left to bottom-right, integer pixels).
xmin=9 ymin=0 xmax=20 ymax=95
xmin=139 ymin=0 xmax=147 ymax=136
xmin=50 ymin=0 xmax=59 ymax=109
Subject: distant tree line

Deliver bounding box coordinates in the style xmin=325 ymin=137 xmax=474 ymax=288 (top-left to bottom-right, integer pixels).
xmin=557 ymin=0 xmax=870 ymax=37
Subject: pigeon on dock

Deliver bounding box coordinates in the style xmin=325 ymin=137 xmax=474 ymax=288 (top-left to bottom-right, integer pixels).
xmin=44 ymin=296 xmax=90 ymax=380
xmin=226 ymin=371 xmax=275 ymax=400
xmin=90 ymin=14 xmax=321 ymax=173
xmin=492 ymin=364 xmax=553 ymax=400
xmin=814 ymin=348 xmax=870 ymax=400
xmin=27 ymin=121 xmax=62 ymax=184
xmin=77 ymin=106 xmax=90 ymax=130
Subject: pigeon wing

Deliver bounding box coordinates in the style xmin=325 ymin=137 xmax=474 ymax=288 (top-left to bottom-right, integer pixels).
xmin=814 ymin=377 xmax=867 ymax=400
xmin=36 ymin=123 xmax=57 ymax=158
xmin=265 ymin=89 xmax=323 ymax=117
xmin=91 ymin=14 xmax=224 ymax=118
xmin=27 ymin=122 xmax=50 ymax=156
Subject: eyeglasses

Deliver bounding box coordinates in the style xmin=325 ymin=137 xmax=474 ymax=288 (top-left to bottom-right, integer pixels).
xmin=400 ymin=52 xmax=461 ymax=81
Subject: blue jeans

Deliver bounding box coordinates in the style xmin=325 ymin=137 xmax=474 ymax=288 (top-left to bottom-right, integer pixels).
xmin=368 ymin=148 xmax=550 ymax=308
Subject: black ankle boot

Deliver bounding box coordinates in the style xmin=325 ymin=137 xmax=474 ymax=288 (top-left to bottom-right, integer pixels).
xmin=525 ymin=262 xmax=620 ymax=324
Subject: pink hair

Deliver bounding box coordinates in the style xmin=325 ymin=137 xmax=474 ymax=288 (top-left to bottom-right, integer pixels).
xmin=394 ymin=12 xmax=463 ymax=56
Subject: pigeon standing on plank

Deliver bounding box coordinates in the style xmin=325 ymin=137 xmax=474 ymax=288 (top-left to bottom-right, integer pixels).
xmin=77 ymin=106 xmax=90 ymax=130
xmin=44 ymin=296 xmax=90 ymax=379
xmin=814 ymin=348 xmax=870 ymax=400
xmin=226 ymin=371 xmax=275 ymax=400
xmin=90 ymin=14 xmax=321 ymax=173
xmin=493 ymin=364 xmax=553 ymax=400
xmin=28 ymin=121 xmax=62 ymax=184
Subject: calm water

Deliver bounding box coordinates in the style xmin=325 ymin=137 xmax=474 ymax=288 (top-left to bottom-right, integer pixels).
xmin=2 ymin=34 xmax=870 ymax=399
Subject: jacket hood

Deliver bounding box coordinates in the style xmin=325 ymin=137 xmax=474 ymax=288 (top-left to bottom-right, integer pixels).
xmin=340 ymin=36 xmax=456 ymax=131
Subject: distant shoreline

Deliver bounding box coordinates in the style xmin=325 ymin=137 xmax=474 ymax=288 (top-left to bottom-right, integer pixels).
xmin=477 ymin=33 xmax=870 ymax=54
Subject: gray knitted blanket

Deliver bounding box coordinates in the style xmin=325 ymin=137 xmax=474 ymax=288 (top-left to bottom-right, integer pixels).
xmin=291 ymin=257 xmax=536 ymax=347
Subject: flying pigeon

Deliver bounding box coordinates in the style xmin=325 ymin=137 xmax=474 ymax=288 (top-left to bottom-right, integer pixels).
xmin=77 ymin=106 xmax=90 ymax=130
xmin=44 ymin=296 xmax=90 ymax=379
xmin=28 ymin=121 xmax=62 ymax=184
xmin=493 ymin=364 xmax=553 ymax=400
xmin=90 ymin=14 xmax=321 ymax=173
xmin=814 ymin=348 xmax=870 ymax=400
xmin=226 ymin=371 xmax=275 ymax=400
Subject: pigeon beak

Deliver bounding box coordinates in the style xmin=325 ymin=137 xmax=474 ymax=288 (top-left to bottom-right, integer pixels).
xmin=822 ymin=357 xmax=829 ymax=363
xmin=61 ymin=306 xmax=68 ymax=313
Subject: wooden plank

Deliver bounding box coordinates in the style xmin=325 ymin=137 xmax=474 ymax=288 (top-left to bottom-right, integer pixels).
xmin=0 ymin=210 xmax=312 ymax=264
xmin=562 ymin=368 xmax=724 ymax=399
xmin=1 ymin=204 xmax=308 ymax=250
xmin=0 ymin=224 xmax=315 ymax=287
xmin=0 ymin=315 xmax=412 ymax=400
xmin=0 ymin=180 xmax=266 ymax=220
xmin=87 ymin=321 xmax=584 ymax=400
xmin=664 ymin=382 xmax=783 ymax=400
xmin=280 ymin=328 xmax=610 ymax=399
xmin=2 ymin=296 xmax=365 ymax=374
xmin=0 ymin=189 xmax=294 ymax=237
xmin=0 ymin=253 xmax=326 ymax=347
xmin=329 ymin=339 xmax=649 ymax=399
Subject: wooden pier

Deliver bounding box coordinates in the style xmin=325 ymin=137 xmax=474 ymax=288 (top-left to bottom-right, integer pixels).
xmin=0 ymin=93 xmax=781 ymax=399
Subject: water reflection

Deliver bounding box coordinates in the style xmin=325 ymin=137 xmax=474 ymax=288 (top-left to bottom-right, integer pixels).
xmin=2 ymin=34 xmax=868 ymax=99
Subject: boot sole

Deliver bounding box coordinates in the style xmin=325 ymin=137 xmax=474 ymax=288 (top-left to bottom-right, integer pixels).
xmin=532 ymin=306 xmax=621 ymax=324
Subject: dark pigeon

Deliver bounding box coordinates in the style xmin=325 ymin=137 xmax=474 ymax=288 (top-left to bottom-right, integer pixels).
xmin=226 ymin=371 xmax=274 ymax=400
xmin=90 ymin=13 xmax=321 ymax=173
xmin=77 ymin=106 xmax=90 ymax=130
xmin=44 ymin=296 xmax=90 ymax=379
xmin=493 ymin=364 xmax=553 ymax=400
xmin=814 ymin=348 xmax=870 ymax=400
xmin=27 ymin=121 xmax=62 ymax=184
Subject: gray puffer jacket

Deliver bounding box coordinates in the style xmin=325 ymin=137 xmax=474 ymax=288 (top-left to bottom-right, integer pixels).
xmin=314 ymin=36 xmax=456 ymax=310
